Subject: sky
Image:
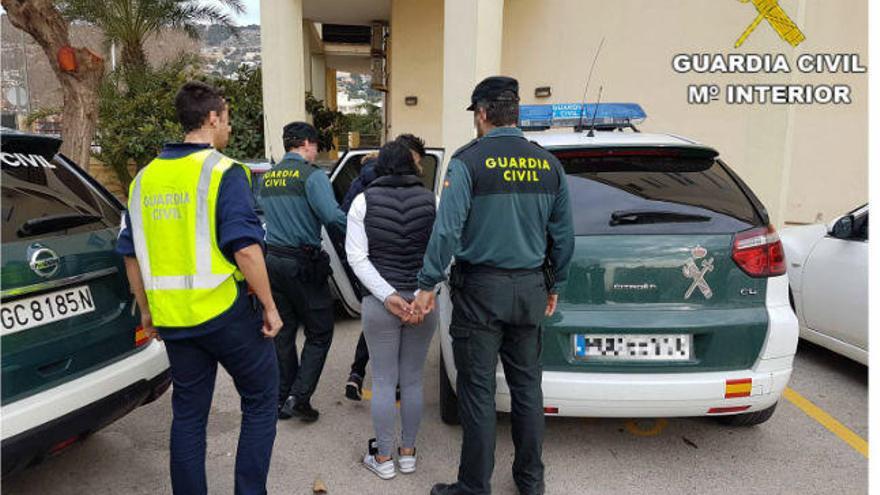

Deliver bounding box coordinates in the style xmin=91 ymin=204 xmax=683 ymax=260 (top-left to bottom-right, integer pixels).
xmin=0 ymin=2 xmax=262 ymax=26
xmin=227 ymin=0 xmax=261 ymax=26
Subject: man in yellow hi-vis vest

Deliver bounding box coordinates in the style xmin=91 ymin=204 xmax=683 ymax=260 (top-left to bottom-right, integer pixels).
xmin=117 ymin=81 xmax=282 ymax=495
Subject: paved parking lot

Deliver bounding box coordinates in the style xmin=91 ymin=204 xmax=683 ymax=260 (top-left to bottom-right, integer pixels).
xmin=4 ymin=314 xmax=867 ymax=495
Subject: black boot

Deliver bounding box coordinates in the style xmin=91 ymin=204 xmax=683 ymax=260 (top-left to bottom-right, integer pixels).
xmin=289 ymin=400 xmax=319 ymax=422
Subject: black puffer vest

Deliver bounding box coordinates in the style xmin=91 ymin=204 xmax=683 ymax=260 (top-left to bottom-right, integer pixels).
xmin=363 ymin=175 xmax=436 ymax=291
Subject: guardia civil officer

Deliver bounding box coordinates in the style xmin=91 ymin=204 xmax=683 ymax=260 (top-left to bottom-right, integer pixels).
xmin=258 ymin=122 xmax=347 ymax=422
xmin=118 ymin=81 xmax=281 ymax=495
xmin=414 ymin=76 xmax=575 ymax=495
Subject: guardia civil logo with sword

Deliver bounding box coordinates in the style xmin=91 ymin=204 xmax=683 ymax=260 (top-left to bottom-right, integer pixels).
xmin=682 ymin=246 xmax=714 ymax=300
xmin=735 ymin=0 xmax=806 ymax=48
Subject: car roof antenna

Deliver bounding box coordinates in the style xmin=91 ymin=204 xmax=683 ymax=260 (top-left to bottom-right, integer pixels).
xmin=587 ymin=86 xmax=604 ymax=137
xmin=576 ymin=36 xmax=606 ymax=133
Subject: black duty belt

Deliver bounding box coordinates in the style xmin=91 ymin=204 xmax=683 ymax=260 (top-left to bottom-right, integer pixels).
xmin=267 ymin=244 xmax=320 ymax=259
xmin=453 ymin=262 xmax=542 ymax=276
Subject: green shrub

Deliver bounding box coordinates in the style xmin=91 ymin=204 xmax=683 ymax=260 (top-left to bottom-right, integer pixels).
xmin=95 ymin=59 xmax=266 ymax=190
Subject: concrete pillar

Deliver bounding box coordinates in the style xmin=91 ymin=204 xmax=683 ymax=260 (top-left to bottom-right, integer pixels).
xmin=442 ymin=0 xmax=504 ymax=164
xmin=325 ymin=67 xmax=337 ymax=111
xmin=312 ymin=55 xmax=327 ymax=102
xmin=260 ymin=0 xmax=306 ymax=161
xmin=302 ymin=20 xmax=313 ymax=95
xmin=325 ymin=67 xmax=339 ymax=160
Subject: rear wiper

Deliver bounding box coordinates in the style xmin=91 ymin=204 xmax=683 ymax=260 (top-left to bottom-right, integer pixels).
xmin=610 ymin=209 xmax=711 ymax=226
xmin=18 ymin=214 xmax=104 ymax=238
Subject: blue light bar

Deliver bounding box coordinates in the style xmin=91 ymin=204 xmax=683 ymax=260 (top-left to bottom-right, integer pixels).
xmin=518 ymin=103 xmax=647 ymax=129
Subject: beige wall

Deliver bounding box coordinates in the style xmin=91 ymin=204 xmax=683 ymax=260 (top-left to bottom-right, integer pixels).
xmin=388 ymin=0 xmax=445 ymax=146
xmin=501 ymin=0 xmax=867 ymax=225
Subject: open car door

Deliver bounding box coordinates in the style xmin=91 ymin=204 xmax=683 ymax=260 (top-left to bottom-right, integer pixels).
xmin=323 ymin=148 xmax=445 ymax=317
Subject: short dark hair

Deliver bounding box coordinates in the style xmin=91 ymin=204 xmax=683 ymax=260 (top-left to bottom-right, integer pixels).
xmin=175 ymin=81 xmax=226 ymax=133
xmin=283 ymin=121 xmax=319 ymax=151
xmin=376 ymin=140 xmax=416 ymax=176
xmin=475 ymin=99 xmax=519 ymax=127
xmin=395 ymin=133 xmax=426 ymax=157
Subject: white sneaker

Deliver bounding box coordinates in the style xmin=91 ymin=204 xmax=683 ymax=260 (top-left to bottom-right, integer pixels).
xmin=398 ymin=448 xmax=417 ymax=474
xmin=363 ymin=452 xmax=396 ymax=480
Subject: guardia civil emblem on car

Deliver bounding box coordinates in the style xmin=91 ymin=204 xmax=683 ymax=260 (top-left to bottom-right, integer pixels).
xmin=682 ymin=245 xmax=714 ymax=300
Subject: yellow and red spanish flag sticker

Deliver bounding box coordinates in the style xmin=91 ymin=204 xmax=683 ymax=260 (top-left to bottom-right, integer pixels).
xmin=725 ymin=378 xmax=752 ymax=399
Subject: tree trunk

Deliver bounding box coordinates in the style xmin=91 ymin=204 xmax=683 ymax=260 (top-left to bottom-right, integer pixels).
xmin=121 ymin=41 xmax=148 ymax=70
xmin=1 ymin=0 xmax=104 ymax=171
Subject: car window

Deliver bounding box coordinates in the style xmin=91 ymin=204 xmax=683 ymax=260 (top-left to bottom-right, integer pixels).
xmin=555 ymin=148 xmax=764 ymax=235
xmin=416 ymin=154 xmax=438 ymax=191
xmin=332 ymin=154 xmax=367 ymax=202
xmin=852 ymin=211 xmax=868 ymax=241
xmin=1 ymin=154 xmax=121 ymax=243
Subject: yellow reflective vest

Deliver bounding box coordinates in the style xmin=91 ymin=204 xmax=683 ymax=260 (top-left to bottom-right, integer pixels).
xmin=128 ymin=149 xmax=250 ymax=327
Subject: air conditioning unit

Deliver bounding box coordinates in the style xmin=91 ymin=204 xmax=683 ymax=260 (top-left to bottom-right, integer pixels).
xmin=370 ymin=21 xmax=388 ymax=92
xmin=370 ymin=21 xmax=387 ymax=57
xmin=371 ymin=56 xmax=387 ymax=92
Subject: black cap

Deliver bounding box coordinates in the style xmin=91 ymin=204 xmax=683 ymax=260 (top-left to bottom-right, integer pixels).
xmin=467 ymin=76 xmax=520 ymax=111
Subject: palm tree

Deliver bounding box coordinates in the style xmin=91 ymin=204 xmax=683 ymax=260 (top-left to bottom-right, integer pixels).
xmin=62 ymin=0 xmax=245 ymax=69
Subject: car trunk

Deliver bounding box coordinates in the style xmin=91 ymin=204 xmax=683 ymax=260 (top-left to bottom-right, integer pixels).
xmin=543 ymin=146 xmax=774 ymax=373
xmin=1 ymin=137 xmax=141 ymax=404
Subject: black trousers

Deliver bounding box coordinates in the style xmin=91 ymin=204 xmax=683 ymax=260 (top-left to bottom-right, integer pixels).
xmin=350 ymin=332 xmax=370 ymax=378
xmin=451 ymin=267 xmax=546 ymax=495
xmin=266 ymin=252 xmax=334 ymax=406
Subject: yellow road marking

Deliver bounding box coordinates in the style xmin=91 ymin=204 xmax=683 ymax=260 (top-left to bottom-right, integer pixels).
xmin=784 ymin=387 xmax=868 ymax=458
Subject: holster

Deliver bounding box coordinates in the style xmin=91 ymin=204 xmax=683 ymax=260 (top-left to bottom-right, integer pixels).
xmin=267 ymin=244 xmax=332 ymax=283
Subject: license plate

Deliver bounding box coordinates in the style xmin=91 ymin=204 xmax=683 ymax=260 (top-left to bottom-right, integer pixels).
xmin=1 ymin=285 xmax=96 ymax=335
xmin=573 ymin=334 xmax=692 ymax=361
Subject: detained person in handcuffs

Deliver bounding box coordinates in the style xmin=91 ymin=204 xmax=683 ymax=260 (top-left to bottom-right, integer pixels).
xmin=344 ymin=138 xmax=438 ymax=479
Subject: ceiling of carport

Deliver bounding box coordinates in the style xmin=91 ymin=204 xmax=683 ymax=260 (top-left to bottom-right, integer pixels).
xmin=303 ymin=0 xmax=390 ymax=25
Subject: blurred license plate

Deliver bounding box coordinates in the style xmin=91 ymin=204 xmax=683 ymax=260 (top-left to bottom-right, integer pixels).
xmin=573 ymin=334 xmax=692 ymax=361
xmin=1 ymin=285 xmax=95 ymax=335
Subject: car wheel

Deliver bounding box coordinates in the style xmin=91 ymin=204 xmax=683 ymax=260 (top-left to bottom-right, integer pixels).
xmin=439 ymin=352 xmax=460 ymax=425
xmin=715 ymin=402 xmax=777 ymax=426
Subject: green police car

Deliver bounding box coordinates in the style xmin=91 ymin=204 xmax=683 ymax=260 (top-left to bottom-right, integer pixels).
xmin=1 ymin=130 xmax=171 ymax=475
xmin=431 ymin=104 xmax=798 ymax=426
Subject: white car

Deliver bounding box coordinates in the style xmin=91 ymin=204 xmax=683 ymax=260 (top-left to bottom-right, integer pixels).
xmin=781 ymin=205 xmax=868 ymax=365
xmin=323 ymin=103 xmax=799 ymax=426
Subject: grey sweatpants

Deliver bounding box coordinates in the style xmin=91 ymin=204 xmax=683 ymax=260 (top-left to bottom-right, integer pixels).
xmin=362 ymin=292 xmax=438 ymax=457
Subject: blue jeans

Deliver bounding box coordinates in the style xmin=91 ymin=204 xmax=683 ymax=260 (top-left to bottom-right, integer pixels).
xmin=163 ymin=315 xmax=279 ymax=495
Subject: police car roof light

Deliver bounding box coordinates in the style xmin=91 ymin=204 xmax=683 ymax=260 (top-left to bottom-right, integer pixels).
xmin=518 ymin=103 xmax=646 ymax=131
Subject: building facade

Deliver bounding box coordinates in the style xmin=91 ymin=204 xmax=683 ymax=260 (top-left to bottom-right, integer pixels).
xmin=260 ymin=0 xmax=868 ymax=226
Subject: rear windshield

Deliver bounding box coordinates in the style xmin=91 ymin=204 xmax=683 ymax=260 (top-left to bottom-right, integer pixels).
xmin=1 ymin=152 xmax=121 ymax=243
xmin=555 ymin=148 xmax=764 ymax=235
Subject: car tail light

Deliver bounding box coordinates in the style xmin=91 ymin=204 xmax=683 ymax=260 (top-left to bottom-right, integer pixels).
xmin=707 ymin=406 xmax=751 ymax=414
xmin=732 ymin=225 xmax=786 ymax=277
xmin=135 ymin=326 xmax=150 ymax=347
xmin=543 ymin=407 xmax=559 ymax=414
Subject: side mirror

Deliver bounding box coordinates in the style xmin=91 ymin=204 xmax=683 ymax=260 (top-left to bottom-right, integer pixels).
xmin=830 ymin=215 xmax=854 ymax=239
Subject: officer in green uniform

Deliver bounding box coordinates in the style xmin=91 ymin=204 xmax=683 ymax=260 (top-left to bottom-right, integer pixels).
xmin=258 ymin=122 xmax=347 ymax=422
xmin=415 ymin=76 xmax=574 ymax=495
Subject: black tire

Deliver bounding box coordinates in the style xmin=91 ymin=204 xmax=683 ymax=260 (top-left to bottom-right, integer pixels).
xmin=439 ymin=352 xmax=460 ymax=425
xmin=715 ymin=402 xmax=777 ymax=426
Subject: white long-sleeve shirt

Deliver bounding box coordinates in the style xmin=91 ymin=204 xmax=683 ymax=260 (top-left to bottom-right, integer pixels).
xmin=345 ymin=193 xmax=396 ymax=302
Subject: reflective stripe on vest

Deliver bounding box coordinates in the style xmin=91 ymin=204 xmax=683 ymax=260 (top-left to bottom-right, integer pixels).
xmin=128 ymin=149 xmax=248 ymax=327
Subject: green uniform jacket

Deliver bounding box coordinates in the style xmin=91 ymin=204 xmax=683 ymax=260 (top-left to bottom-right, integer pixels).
xmin=258 ymin=152 xmax=346 ymax=248
xmin=417 ymin=127 xmax=574 ymax=292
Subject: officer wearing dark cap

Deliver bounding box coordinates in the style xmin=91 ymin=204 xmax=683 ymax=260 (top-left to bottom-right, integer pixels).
xmin=258 ymin=121 xmax=347 ymax=422
xmin=414 ymin=76 xmax=574 ymax=495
